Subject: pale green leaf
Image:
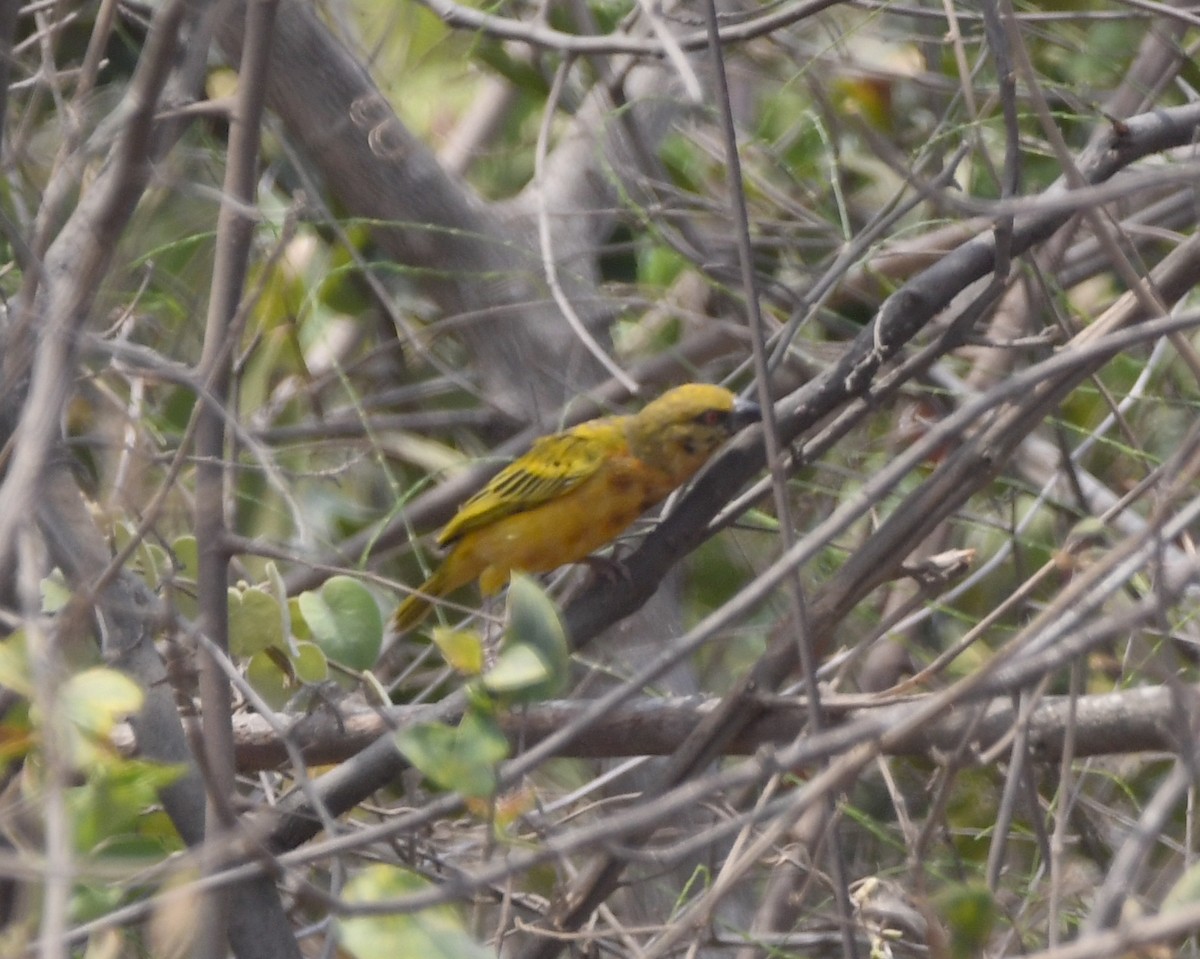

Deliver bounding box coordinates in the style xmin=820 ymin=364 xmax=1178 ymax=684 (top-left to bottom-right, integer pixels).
xmin=340 ymin=865 xmax=493 ymax=959
xmin=298 ymin=576 xmax=383 ymax=670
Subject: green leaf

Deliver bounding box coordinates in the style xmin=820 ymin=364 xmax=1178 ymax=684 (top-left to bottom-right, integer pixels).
xmin=394 ymin=711 xmax=509 ymax=799
xmin=505 ymin=574 xmax=568 ymax=668
xmin=480 ymin=574 xmax=568 ymax=703
xmin=291 ymin=641 xmax=328 ymax=684
xmin=113 ymin=522 xmax=169 ymax=590
xmin=934 ymin=882 xmax=998 ymax=959
xmin=72 ymin=880 xmax=128 ymax=924
xmin=1163 ymin=860 xmax=1200 ymax=913
xmin=245 ymin=640 xmax=326 ymax=708
xmin=288 ymin=596 xmax=312 ymax=642
xmin=265 ymin=562 xmax=297 ymax=656
xmin=41 ymin=569 xmax=72 ymax=614
xmin=228 ymin=585 xmax=285 ymax=657
xmin=56 ymin=668 xmax=145 ymax=768
xmin=0 ymin=632 xmax=32 ymax=697
xmin=169 ymin=535 xmax=199 ymax=619
xmin=297 ymin=575 xmax=383 ymax=670
xmin=69 ymin=759 xmax=185 ymax=855
xmin=432 ymin=627 xmax=484 ymax=676
xmin=0 ymin=713 xmax=33 ymax=764
xmin=481 ymin=644 xmax=550 ymax=695
xmin=61 ymin=668 xmax=143 ymax=734
xmin=246 ymin=650 xmax=293 ymax=710
xmin=339 ymin=864 xmax=493 ymax=959
xmin=171 ymin=535 xmax=199 ymax=581
xmin=742 ymin=508 xmax=779 ymax=532
xmin=638 ymin=243 xmax=687 ymax=289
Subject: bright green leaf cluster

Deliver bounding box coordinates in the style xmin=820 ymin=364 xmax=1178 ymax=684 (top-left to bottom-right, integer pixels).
xmin=236 ymin=570 xmax=385 ymax=708
xmin=394 ymin=709 xmax=509 ymax=799
xmin=394 ymin=575 xmax=570 ymax=800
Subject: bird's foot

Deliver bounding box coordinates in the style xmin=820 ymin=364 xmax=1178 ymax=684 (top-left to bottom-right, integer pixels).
xmin=579 ymin=552 xmax=632 ymax=584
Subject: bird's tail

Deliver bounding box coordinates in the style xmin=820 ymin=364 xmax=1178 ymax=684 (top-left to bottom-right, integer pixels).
xmin=391 ymin=564 xmax=453 ymax=635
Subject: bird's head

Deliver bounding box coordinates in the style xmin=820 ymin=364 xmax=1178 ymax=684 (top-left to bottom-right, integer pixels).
xmin=628 ymin=383 xmax=761 ymax=484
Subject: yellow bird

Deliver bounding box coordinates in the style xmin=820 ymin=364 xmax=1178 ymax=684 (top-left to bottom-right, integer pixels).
xmin=391 ymin=383 xmax=760 ymax=633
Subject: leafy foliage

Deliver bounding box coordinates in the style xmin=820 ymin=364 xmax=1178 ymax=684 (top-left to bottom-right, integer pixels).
xmin=1 ymin=0 xmax=1200 ymax=956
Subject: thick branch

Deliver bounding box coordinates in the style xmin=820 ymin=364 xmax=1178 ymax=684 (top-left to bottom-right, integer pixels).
xmin=218 ymin=685 xmax=1188 ymax=772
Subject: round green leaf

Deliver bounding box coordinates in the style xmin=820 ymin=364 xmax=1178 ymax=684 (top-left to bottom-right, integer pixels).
xmin=297 ymin=575 xmax=383 ymax=670
xmin=246 ymin=650 xmax=293 ymax=711
xmin=228 ymin=586 xmax=285 ymax=657
xmin=291 ymin=641 xmax=328 ymax=684
xmin=171 ymin=535 xmax=198 ymax=581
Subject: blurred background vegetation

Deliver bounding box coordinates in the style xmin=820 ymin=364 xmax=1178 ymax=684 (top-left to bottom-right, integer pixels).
xmin=2 ymin=0 xmax=1200 ymax=955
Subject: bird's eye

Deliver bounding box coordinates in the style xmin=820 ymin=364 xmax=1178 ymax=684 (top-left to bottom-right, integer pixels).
xmin=695 ymin=409 xmax=723 ymax=427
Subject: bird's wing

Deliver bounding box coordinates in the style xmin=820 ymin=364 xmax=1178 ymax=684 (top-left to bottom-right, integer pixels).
xmin=436 ymin=421 xmax=623 ymax=545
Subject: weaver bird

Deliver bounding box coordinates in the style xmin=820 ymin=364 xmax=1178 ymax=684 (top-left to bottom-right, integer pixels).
xmin=391 ymin=383 xmax=760 ymax=634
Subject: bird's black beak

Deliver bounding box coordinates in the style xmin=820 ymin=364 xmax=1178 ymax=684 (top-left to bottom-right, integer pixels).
xmin=729 ymin=397 xmax=762 ymax=432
